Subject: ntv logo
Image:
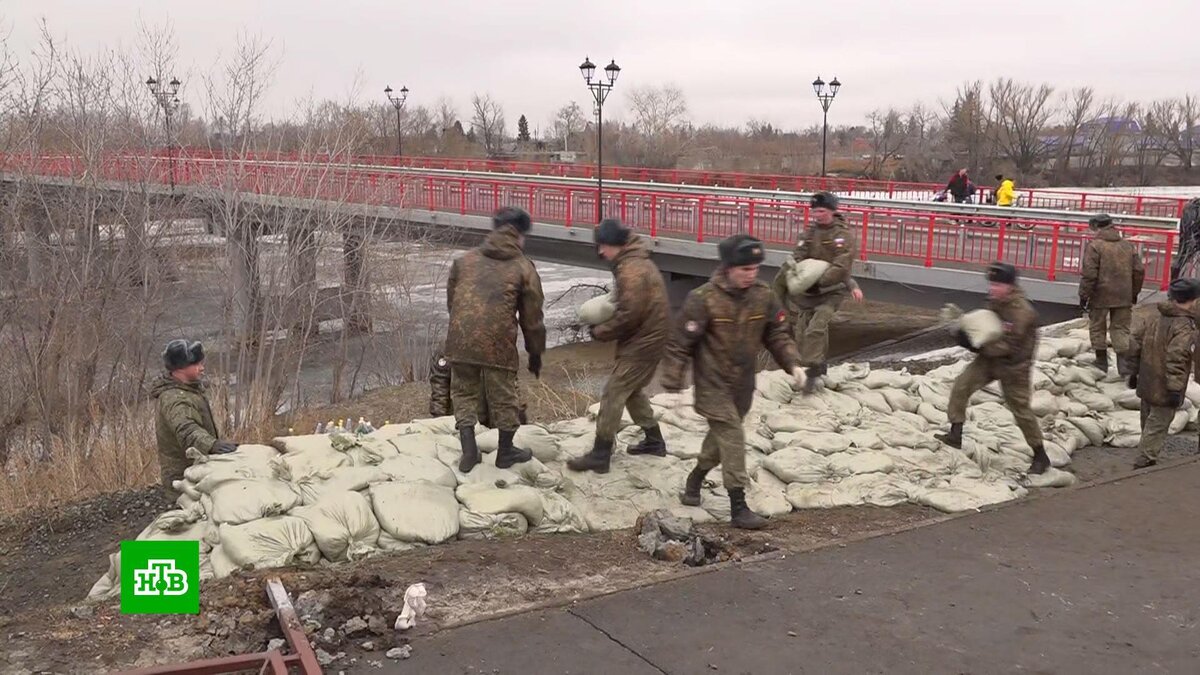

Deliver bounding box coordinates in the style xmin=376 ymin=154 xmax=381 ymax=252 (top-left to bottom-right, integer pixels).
xmin=133 ymin=559 xmax=189 ymax=596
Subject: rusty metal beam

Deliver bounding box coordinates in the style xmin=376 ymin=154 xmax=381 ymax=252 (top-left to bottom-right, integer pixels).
xmin=266 ymin=576 xmax=323 ymax=674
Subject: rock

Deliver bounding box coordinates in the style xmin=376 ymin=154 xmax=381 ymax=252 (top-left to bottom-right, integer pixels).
xmin=238 ymin=611 xmax=256 ymax=624
xmin=266 ymin=638 xmax=286 ymax=652
xmin=315 ymin=649 xmax=337 ymax=666
xmin=341 ymin=616 xmax=370 ymax=637
xmin=360 ymin=640 xmax=377 ymax=651
xmin=70 ymin=605 xmax=94 ymax=619
xmin=366 ymin=614 xmax=388 ymax=634
xmin=321 ymin=628 xmax=336 ymax=644
xmin=295 ymin=590 xmax=331 ymax=624
xmin=386 ymin=645 xmax=413 ymax=660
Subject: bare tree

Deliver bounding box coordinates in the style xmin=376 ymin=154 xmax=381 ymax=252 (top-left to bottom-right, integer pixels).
xmin=863 ymin=108 xmax=905 ymax=178
xmin=986 ymin=78 xmax=1056 ymax=175
xmin=1148 ymin=96 xmax=1198 ymax=173
xmin=1056 ymin=86 xmax=1095 ymax=181
xmin=469 ymin=93 xmax=506 ymax=157
xmin=942 ymin=81 xmax=988 ymax=174
xmin=625 ymin=84 xmax=692 ymax=168
xmin=552 ymin=101 xmax=586 ymax=151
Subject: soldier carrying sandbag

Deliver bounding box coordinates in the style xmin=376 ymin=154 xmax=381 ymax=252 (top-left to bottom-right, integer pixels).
xmin=1079 ymin=213 xmax=1145 ymax=375
xmin=152 ymin=339 xmax=238 ymax=492
xmin=569 ymin=219 xmax=672 ymax=474
xmin=772 ymin=191 xmax=863 ymax=394
xmin=936 ymin=262 xmax=1051 ymax=475
xmin=662 ymin=234 xmax=806 ymax=529
xmin=1124 ymin=278 xmax=1200 ymax=469
xmin=445 ymin=206 xmax=546 ymax=473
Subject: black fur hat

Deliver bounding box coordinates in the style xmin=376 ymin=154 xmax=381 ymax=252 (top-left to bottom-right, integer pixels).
xmin=810 ymin=191 xmax=839 ymax=211
xmin=718 ymin=234 xmax=766 ymax=268
xmin=163 ymin=339 xmax=204 ymax=371
xmin=986 ymin=261 xmax=1018 ymax=285
xmin=493 ymin=206 xmax=532 ymax=233
xmin=594 ymin=218 xmax=631 ymax=246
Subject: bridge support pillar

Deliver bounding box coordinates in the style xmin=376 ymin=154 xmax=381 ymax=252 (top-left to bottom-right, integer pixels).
xmin=342 ymin=221 xmax=371 ymax=333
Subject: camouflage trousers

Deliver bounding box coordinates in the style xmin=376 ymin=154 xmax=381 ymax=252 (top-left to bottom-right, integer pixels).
xmin=1088 ymin=306 xmax=1133 ymax=354
xmin=451 ymin=363 xmax=521 ymax=432
xmin=947 ymin=358 xmax=1044 ymax=448
xmin=695 ymin=415 xmax=750 ymax=490
xmin=1138 ymin=400 xmax=1175 ymax=462
xmin=594 ymin=357 xmax=658 ymax=442
xmin=792 ymin=296 xmax=843 ymax=366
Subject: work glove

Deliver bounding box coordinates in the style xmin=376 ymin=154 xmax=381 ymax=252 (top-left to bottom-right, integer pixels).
xmin=527 ymin=352 xmax=542 ymax=379
xmin=1127 ymin=374 xmax=1138 ymax=389
xmin=212 ymin=440 xmax=238 ymax=454
xmin=955 ymin=329 xmax=978 ymax=353
xmin=1167 ymin=391 xmax=1184 ymax=409
xmin=791 ymin=366 xmax=808 ymax=390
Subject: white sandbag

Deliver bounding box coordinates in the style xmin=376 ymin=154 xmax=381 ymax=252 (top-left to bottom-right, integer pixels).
xmin=764 ymin=411 xmax=839 ymax=434
xmin=458 ymin=510 xmax=529 ymax=540
xmin=825 ymin=363 xmax=870 ymax=389
xmin=1024 ymin=468 xmax=1077 ymax=488
xmin=1109 ymin=432 xmax=1141 ymax=448
xmin=271 ymin=434 xmax=334 ymax=455
xmin=331 ymin=434 xmax=400 ymax=466
xmin=218 ymin=516 xmax=321 ymax=570
xmin=892 ymin=411 xmax=930 ymax=432
xmin=785 ymin=258 xmax=831 ymax=295
xmin=514 ymin=425 xmax=561 ymax=462
xmin=789 ymin=431 xmax=851 ymax=455
xmin=1052 ymin=366 xmax=1098 ymax=389
xmin=206 ymin=545 xmax=241 ymax=579
xmin=292 ymin=491 xmax=380 ymax=562
xmin=959 ymin=309 xmax=1003 ymax=349
xmin=377 ymin=454 xmax=458 ymax=488
xmin=842 ymin=428 xmax=884 ymax=450
xmin=385 ymin=432 xmax=453 ymax=459
xmin=659 ymin=406 xmax=709 ymax=434
xmin=828 ymin=453 xmax=895 ymax=475
xmin=456 ymin=481 xmax=545 ymax=525
xmin=1044 ymin=442 xmax=1072 ymax=468
xmin=748 ymin=471 xmax=794 ymax=517
xmin=872 ymin=422 xmax=940 ymax=450
xmin=1171 ymin=409 xmax=1190 ymax=434
xmin=913 ymin=479 xmax=1026 ymax=513
xmin=87 ymin=552 xmax=122 ymax=601
xmin=207 ymin=479 xmax=302 ymax=525
xmin=1187 ymin=380 xmax=1200 ymax=407
xmin=578 ymin=292 xmax=617 ymax=326
xmin=1029 ymin=390 xmax=1059 ymax=417
xmin=1111 ymin=389 xmax=1141 ymax=411
xmin=762 ymin=447 xmax=826 ymax=483
xmin=815 ymin=389 xmax=863 ymax=419
xmin=183 ymin=444 xmax=280 ymax=485
xmin=854 ymin=390 xmax=893 ymax=414
xmin=531 ymin=492 xmax=590 ymax=534
xmin=370 ymin=481 xmax=460 ymax=545
xmin=916 ymin=402 xmax=948 ymax=427
xmin=861 ymin=370 xmax=913 ymax=390
xmin=880 ymin=388 xmax=920 ymax=413
xmin=756 ymin=370 xmax=795 ymax=404
xmin=1066 ymin=388 xmax=1115 ymax=413
xmin=273 ymin=448 xmax=352 ymax=482
xmin=295 ymin=465 xmax=387 ymax=505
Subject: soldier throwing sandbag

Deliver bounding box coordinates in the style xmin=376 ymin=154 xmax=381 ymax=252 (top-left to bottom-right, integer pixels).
xmin=772 ymin=191 xmax=863 ymax=394
xmin=936 ymin=262 xmax=1051 ymax=475
xmin=569 ymin=219 xmax=671 ymax=473
xmin=662 ymin=234 xmax=806 ymax=529
xmin=1079 ymin=213 xmax=1145 ymax=375
xmin=1125 ymin=278 xmax=1200 ymax=469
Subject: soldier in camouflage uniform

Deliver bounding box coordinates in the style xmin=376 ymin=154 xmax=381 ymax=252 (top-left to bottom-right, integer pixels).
xmin=662 ymin=235 xmax=806 ymax=529
xmin=1079 ymin=213 xmax=1145 ymax=374
xmin=152 ymin=339 xmax=237 ymax=492
xmin=1125 ymin=278 xmax=1200 ymax=469
xmin=429 ymin=344 xmax=528 ymax=425
xmin=445 ymin=207 xmax=546 ymax=473
xmin=936 ymin=263 xmax=1050 ymax=474
xmin=569 ymin=219 xmax=671 ymax=474
xmin=772 ymin=191 xmax=863 ymax=393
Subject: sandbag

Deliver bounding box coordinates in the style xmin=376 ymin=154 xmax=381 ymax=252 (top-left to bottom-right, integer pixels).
xmin=762 ymin=447 xmax=827 ymax=483
xmin=916 ymin=402 xmax=948 ymax=427
xmin=456 ymin=481 xmax=545 ymax=525
xmin=514 ymin=425 xmax=561 ymax=462
xmin=531 ymin=492 xmax=590 ymax=534
xmin=1066 ymin=388 xmax=1115 ymax=413
xmin=218 ymin=516 xmax=321 ymax=570
xmin=377 ymin=454 xmax=458 ymax=488
xmin=756 ymin=370 xmax=795 ymax=404
xmin=828 ymin=453 xmax=895 ymax=476
xmin=1024 ymin=468 xmax=1077 ymax=488
xmin=842 ymin=428 xmax=884 ymax=450
xmin=370 ymin=481 xmax=460 ymax=545
xmin=880 ymin=388 xmax=920 ymax=413
xmin=785 ymin=258 xmax=831 ymax=295
xmin=763 ymin=411 xmax=839 ymax=434
xmin=578 ymin=292 xmax=617 ymax=326
xmin=294 ymin=465 xmax=387 ymax=505
xmin=861 ymin=370 xmax=913 ymax=390
xmin=183 ymin=445 xmax=280 ymax=486
xmin=458 ymin=510 xmax=529 ymax=540
xmin=1029 ymin=390 xmax=1059 ymax=417
xmin=291 ymin=492 xmax=380 ymax=562
xmin=854 ymin=390 xmax=893 ymax=414
xmin=959 ymin=309 xmax=1003 ymax=349
xmin=207 ymin=479 xmax=302 ymax=525
xmin=788 ymin=431 xmax=851 ymax=455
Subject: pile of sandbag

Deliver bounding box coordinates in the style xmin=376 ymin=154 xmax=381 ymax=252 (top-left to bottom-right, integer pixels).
xmin=90 ymin=318 xmax=1194 ymax=601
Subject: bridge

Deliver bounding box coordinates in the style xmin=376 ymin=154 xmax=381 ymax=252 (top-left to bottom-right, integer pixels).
xmin=0 ymin=153 xmax=1186 ymax=321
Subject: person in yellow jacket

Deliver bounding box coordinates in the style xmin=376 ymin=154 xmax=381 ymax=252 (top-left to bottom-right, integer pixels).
xmin=993 ymin=174 xmax=1018 ymax=207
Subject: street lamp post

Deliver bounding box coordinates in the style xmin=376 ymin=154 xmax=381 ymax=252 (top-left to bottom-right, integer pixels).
xmin=811 ymin=75 xmax=841 ymax=178
xmin=146 ymin=76 xmax=182 ymax=189
xmin=580 ymin=57 xmax=620 ymax=222
xmin=384 ymin=85 xmax=409 ymax=158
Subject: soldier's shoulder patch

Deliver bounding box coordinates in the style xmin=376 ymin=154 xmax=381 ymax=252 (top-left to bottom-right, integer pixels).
xmin=775 ymin=309 xmax=787 ymax=323
xmin=685 ymin=320 xmax=702 ymax=334
xmin=1002 ymin=321 xmax=1013 ymax=332
xmin=833 ymin=236 xmax=846 ymax=248
xmin=437 ymin=357 xmax=448 ymax=368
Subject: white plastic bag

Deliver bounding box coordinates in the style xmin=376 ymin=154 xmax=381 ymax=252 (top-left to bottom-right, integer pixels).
xmin=959 ymin=309 xmax=1003 ymax=349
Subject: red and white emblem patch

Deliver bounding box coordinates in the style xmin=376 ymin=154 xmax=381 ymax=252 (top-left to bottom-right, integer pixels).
xmin=775 ymin=309 xmax=787 ymax=323
xmin=685 ymin=320 xmax=700 ymax=334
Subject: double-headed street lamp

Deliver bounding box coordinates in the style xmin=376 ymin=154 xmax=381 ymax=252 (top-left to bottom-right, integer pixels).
xmin=146 ymin=75 xmax=182 ymax=189
xmin=812 ymin=75 xmax=841 ymax=177
xmin=384 ymin=85 xmax=409 ymax=158
xmin=579 ymin=56 xmax=620 ymax=222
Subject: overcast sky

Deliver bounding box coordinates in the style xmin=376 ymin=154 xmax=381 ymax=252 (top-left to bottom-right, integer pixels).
xmin=5 ymin=0 xmax=1197 ymax=132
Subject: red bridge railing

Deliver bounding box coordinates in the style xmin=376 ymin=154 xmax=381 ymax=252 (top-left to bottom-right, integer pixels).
xmin=0 ymin=153 xmax=1178 ymax=291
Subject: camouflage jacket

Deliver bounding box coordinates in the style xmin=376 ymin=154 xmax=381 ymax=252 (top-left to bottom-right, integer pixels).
xmin=445 ymin=226 xmax=546 ymax=372
xmin=662 ymin=269 xmax=801 ymax=420
xmin=590 ymin=234 xmax=669 ymax=362
xmin=152 ymin=374 xmax=219 ymax=486
xmin=1129 ymin=302 xmax=1197 ymax=407
xmin=1079 ymin=227 xmax=1145 ymax=309
xmin=976 ymin=286 xmax=1040 ymax=370
xmin=772 ymin=214 xmax=858 ymax=310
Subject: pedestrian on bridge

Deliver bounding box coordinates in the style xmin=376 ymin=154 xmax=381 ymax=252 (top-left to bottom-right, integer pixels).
xmin=937 ymin=262 xmax=1051 ymax=475
xmin=772 ymin=191 xmax=863 ymax=394
xmin=946 ymin=168 xmax=975 ymax=204
xmin=445 ymin=207 xmax=546 ymax=473
xmin=993 ymin=174 xmax=1018 ymax=207
xmin=1125 ymin=278 xmax=1200 ymax=469
xmin=663 ymin=234 xmax=806 ymax=529
xmin=568 ymin=219 xmax=671 ymax=474
xmin=153 ymin=339 xmax=238 ymax=493
xmin=1079 ymin=213 xmax=1145 ymax=375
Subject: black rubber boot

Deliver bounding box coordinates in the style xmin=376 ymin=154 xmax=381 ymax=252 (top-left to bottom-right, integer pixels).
xmin=802 ymin=364 xmax=825 ymax=396
xmin=679 ymin=466 xmax=709 ymax=506
xmin=1027 ymin=445 xmax=1051 ymax=475
xmin=1133 ymin=455 xmax=1157 ymax=470
xmin=567 ymin=437 xmax=613 ymax=473
xmin=1094 ymin=349 xmax=1109 ymax=374
xmin=495 ymin=429 xmax=533 ymax=469
xmin=728 ymin=487 xmax=768 ymax=530
xmin=1115 ymin=354 xmax=1129 ymax=378
xmin=458 ymin=427 xmax=481 ymax=473
xmin=627 ymin=425 xmax=667 ymax=457
xmin=936 ymin=422 xmax=964 ymax=449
